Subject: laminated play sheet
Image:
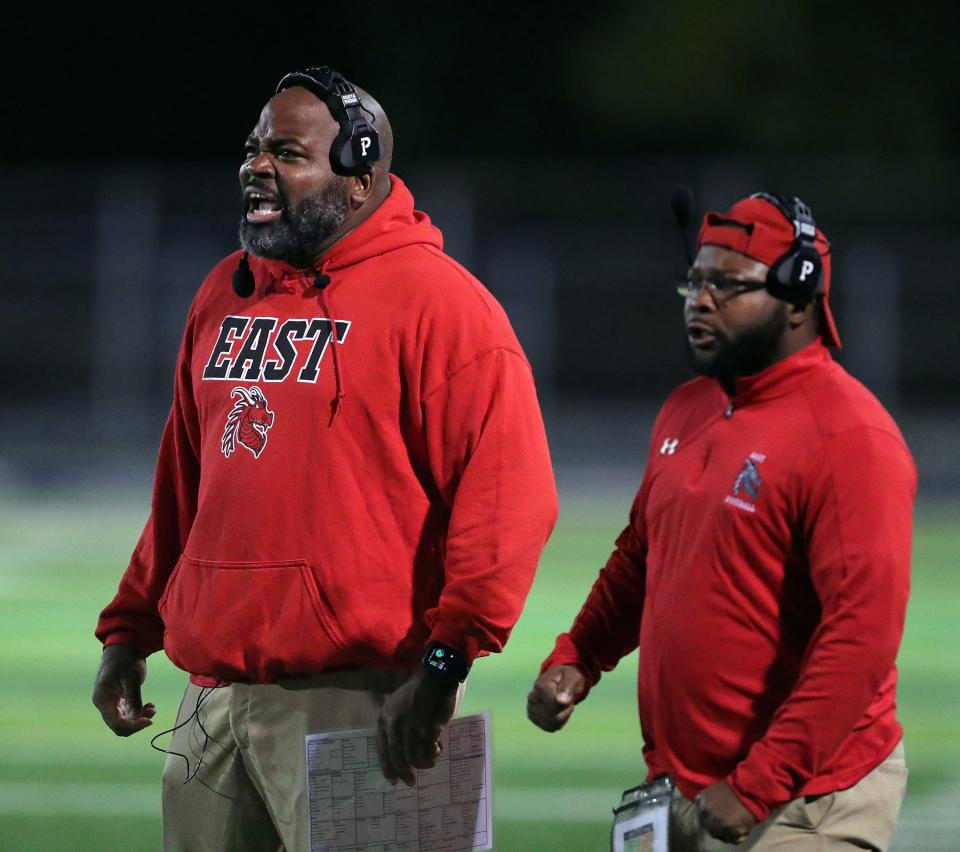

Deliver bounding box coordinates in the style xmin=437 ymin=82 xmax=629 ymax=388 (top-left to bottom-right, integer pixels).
xmin=306 ymin=712 xmax=492 ymax=851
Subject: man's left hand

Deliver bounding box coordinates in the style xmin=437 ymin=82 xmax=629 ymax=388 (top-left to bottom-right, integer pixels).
xmin=376 ymin=668 xmax=458 ymax=787
xmin=696 ymin=780 xmax=757 ymax=845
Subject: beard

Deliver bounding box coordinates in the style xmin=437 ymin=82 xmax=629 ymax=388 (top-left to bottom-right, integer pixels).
xmin=685 ymin=307 xmax=788 ymax=380
xmin=239 ymin=178 xmax=349 ymax=266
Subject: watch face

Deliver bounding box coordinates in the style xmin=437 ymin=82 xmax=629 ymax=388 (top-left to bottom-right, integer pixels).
xmin=426 ymin=647 xmax=449 ymax=671
xmin=423 ymin=643 xmax=468 ymax=681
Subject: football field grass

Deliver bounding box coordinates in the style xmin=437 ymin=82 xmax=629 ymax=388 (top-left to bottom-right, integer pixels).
xmin=0 ymin=491 xmax=957 ymax=850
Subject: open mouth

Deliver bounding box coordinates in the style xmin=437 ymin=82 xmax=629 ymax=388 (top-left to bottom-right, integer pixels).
xmin=245 ymin=190 xmax=284 ymax=224
xmin=687 ymin=322 xmax=718 ymax=348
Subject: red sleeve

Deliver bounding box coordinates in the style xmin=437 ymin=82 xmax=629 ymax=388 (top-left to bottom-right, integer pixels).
xmin=540 ymin=476 xmax=649 ymax=695
xmin=727 ymin=426 xmax=916 ymax=820
xmin=421 ymin=348 xmax=558 ymax=664
xmin=94 ymin=312 xmax=201 ymax=656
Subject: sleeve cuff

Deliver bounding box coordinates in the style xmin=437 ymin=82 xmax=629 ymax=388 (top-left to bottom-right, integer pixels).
xmin=426 ymin=625 xmax=484 ymax=666
xmin=725 ymin=772 xmax=775 ymax=823
xmin=540 ymin=633 xmax=600 ymax=699
xmin=100 ymin=631 xmax=156 ymax=658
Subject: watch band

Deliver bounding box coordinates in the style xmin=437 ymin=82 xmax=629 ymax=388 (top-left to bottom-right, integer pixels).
xmin=422 ymin=642 xmax=470 ymax=682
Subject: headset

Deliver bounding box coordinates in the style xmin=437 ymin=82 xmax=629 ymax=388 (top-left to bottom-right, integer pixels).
xmin=750 ymin=192 xmax=825 ymax=300
xmin=275 ymin=66 xmax=381 ymax=177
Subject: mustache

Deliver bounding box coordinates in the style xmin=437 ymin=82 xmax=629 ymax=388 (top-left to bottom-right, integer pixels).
xmin=243 ymin=179 xmax=287 ymax=205
xmin=690 ymin=324 xmax=731 ymax=346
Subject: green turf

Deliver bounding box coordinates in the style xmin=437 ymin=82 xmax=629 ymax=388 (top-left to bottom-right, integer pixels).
xmin=0 ymin=493 xmax=956 ymax=850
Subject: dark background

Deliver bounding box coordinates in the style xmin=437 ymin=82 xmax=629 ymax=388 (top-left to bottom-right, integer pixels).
xmin=11 ymin=5 xmax=960 ymax=161
xmin=3 ymin=5 xmax=959 ymax=494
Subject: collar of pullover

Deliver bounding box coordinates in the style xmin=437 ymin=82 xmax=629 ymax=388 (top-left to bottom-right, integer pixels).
xmin=250 ymin=173 xmax=443 ymax=288
xmin=724 ymin=339 xmax=831 ymax=409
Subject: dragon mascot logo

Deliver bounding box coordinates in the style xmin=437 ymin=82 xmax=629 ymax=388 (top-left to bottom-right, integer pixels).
xmin=221 ymin=386 xmax=275 ymax=459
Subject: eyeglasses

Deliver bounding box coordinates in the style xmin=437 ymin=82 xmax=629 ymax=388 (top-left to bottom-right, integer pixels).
xmin=677 ymin=273 xmax=768 ymax=308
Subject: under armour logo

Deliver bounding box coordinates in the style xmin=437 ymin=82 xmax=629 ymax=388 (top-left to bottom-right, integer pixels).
xmin=660 ymin=438 xmax=679 ymax=455
xmin=798 ymin=259 xmax=815 ymax=282
xmin=360 ymin=136 xmax=372 ymax=157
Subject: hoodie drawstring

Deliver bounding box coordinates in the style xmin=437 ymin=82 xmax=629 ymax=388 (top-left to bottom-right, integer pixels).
xmin=314 ymin=271 xmax=346 ymax=424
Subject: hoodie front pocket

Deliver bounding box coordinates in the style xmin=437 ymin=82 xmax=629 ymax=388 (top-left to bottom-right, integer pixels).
xmin=159 ymin=555 xmax=346 ymax=682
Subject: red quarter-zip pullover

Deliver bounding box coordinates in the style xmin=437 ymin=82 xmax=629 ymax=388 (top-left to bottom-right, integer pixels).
xmin=97 ymin=176 xmax=558 ymax=684
xmin=543 ymin=341 xmax=915 ymax=820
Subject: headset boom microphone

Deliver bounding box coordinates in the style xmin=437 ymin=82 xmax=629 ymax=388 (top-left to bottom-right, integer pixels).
xmin=669 ymin=185 xmax=695 ymax=266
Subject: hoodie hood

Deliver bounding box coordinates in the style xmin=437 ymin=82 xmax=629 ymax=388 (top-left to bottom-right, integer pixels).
xmin=250 ymin=174 xmax=443 ymax=282
xmin=236 ymin=174 xmax=443 ymax=426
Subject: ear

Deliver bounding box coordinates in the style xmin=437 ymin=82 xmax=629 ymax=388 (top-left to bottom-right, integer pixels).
xmin=786 ymin=298 xmax=816 ymax=332
xmin=347 ymin=172 xmax=374 ymax=209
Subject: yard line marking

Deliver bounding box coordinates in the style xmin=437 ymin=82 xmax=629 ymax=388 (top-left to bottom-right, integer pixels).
xmin=496 ymin=787 xmax=620 ymax=822
xmin=0 ymin=782 xmax=158 ymax=817
xmin=0 ymin=783 xmax=614 ymax=821
xmin=1 ymin=778 xmax=958 ymax=843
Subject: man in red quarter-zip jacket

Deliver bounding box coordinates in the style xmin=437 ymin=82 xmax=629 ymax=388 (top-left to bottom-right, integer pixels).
xmin=92 ymin=67 xmax=557 ymax=851
xmin=528 ymin=193 xmax=914 ymax=851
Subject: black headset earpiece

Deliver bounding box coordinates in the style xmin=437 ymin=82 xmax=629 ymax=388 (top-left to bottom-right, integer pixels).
xmin=275 ymin=66 xmax=381 ymax=177
xmin=750 ymin=192 xmax=824 ymax=299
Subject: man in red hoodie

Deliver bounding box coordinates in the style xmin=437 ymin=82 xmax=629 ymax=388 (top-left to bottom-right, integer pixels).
xmin=92 ymin=67 xmax=558 ymax=850
xmin=528 ymin=194 xmax=914 ymax=850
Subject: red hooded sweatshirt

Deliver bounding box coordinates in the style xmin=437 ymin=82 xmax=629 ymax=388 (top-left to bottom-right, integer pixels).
xmin=97 ymin=175 xmax=558 ymax=684
xmin=543 ymin=341 xmax=915 ymax=821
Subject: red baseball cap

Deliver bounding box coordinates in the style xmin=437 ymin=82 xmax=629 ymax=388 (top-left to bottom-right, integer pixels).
xmin=696 ymin=195 xmax=841 ymax=349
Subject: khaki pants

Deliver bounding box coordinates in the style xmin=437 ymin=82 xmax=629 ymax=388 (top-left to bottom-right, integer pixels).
xmin=161 ymin=669 xmax=413 ymax=852
xmin=669 ymin=743 xmax=908 ymax=851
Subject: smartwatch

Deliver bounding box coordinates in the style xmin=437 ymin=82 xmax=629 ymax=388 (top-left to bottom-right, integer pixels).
xmin=422 ymin=642 xmax=470 ymax=683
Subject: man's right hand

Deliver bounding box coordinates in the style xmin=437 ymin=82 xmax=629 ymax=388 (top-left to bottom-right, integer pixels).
xmin=92 ymin=643 xmax=156 ymax=736
xmin=527 ymin=664 xmax=587 ymax=732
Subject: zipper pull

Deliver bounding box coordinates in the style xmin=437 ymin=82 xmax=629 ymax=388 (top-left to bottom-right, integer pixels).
xmin=725 ymin=401 xmax=734 ymax=418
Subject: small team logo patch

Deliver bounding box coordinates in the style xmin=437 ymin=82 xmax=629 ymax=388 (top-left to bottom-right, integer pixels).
xmin=724 ymin=452 xmax=766 ymax=513
xmin=221 ymin=386 xmax=275 ymax=459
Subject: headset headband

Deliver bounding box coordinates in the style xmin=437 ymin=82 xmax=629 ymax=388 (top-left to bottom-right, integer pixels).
xmin=275 ymin=66 xmax=381 ymax=177
xmin=749 ymin=192 xmax=824 ymax=298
